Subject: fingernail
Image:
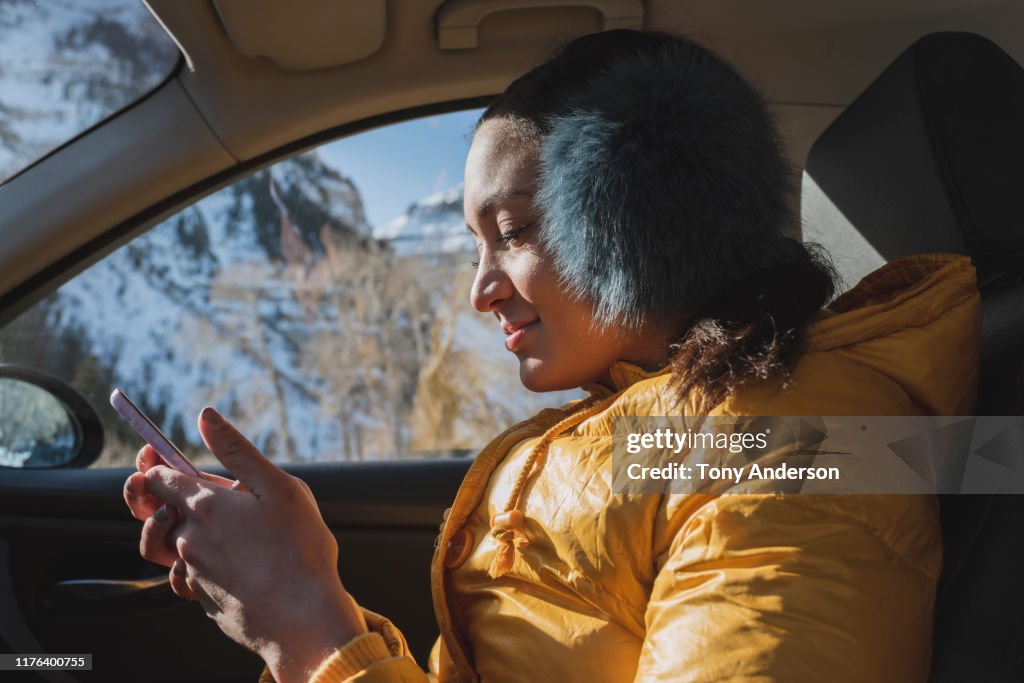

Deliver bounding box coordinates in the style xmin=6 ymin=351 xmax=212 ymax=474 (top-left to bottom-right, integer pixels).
xmin=172 ymin=561 xmax=187 ymax=577
xmin=153 ymin=505 xmax=171 ymax=523
xmin=201 ymin=406 xmax=223 ymax=425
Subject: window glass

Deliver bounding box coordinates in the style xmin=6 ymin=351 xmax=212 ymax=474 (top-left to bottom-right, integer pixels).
xmin=0 ymin=110 xmax=584 ymax=467
xmin=0 ymin=0 xmax=179 ymax=183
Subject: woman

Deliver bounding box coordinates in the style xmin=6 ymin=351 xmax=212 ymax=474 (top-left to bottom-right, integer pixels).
xmin=123 ymin=29 xmax=980 ymax=682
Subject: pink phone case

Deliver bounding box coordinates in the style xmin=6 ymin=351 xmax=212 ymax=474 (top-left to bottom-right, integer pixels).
xmin=110 ymin=388 xmax=202 ymax=477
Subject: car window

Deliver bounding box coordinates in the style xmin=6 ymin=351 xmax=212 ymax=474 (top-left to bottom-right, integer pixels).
xmin=0 ymin=109 xmax=583 ymax=467
xmin=0 ymin=0 xmax=179 ymax=183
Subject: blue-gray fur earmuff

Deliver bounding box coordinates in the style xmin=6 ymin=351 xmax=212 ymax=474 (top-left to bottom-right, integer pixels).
xmin=535 ymin=46 xmax=796 ymax=332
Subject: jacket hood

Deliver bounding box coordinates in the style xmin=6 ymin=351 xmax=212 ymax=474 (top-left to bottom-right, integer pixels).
xmin=796 ymin=252 xmax=980 ymax=416
xmin=587 ymin=252 xmax=981 ymax=417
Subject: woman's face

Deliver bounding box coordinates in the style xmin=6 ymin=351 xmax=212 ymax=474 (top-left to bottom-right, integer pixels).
xmin=464 ymin=118 xmax=670 ymax=392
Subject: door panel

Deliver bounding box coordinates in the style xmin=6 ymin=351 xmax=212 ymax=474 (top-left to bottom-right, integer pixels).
xmin=0 ymin=460 xmax=470 ymax=681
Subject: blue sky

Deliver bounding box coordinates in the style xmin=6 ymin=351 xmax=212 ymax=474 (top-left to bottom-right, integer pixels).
xmin=320 ymin=108 xmax=483 ymax=230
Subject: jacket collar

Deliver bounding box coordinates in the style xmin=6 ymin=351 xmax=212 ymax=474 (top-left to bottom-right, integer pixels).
xmin=580 ymin=360 xmax=672 ymax=398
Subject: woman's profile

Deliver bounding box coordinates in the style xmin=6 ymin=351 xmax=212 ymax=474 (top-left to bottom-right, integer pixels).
xmin=123 ymin=29 xmax=980 ymax=683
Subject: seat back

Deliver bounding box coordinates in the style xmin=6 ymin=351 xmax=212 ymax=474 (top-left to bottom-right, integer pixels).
xmin=801 ymin=31 xmax=1024 ymax=682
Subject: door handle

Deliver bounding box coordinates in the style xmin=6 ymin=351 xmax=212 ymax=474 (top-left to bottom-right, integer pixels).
xmin=44 ymin=576 xmax=175 ymax=613
xmin=50 ymin=576 xmax=171 ymax=601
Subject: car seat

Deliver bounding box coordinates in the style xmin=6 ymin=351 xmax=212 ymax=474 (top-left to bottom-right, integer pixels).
xmin=801 ymin=31 xmax=1024 ymax=682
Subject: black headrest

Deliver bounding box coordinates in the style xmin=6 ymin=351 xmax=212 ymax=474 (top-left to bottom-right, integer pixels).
xmin=802 ymin=32 xmax=1024 ymax=288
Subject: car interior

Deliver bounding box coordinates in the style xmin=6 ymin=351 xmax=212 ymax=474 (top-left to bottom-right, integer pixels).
xmin=0 ymin=1 xmax=1022 ymax=682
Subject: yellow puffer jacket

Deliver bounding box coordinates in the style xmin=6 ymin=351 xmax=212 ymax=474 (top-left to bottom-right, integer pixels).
xmin=298 ymin=253 xmax=980 ymax=683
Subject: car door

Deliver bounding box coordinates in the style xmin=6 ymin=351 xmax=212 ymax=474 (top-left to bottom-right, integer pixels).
xmin=0 ymin=459 xmax=468 ymax=682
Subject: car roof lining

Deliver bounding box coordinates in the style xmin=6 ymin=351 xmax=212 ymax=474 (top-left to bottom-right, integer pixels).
xmin=141 ymin=0 xmax=1024 ymax=162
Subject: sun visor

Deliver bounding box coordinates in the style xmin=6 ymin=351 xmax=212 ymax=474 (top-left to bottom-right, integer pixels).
xmin=212 ymin=0 xmax=386 ymax=70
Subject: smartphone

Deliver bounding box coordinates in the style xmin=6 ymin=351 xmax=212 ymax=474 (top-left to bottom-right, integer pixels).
xmin=110 ymin=388 xmax=202 ymax=478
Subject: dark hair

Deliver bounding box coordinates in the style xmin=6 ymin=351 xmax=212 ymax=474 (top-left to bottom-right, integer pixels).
xmin=480 ymin=29 xmax=836 ymax=413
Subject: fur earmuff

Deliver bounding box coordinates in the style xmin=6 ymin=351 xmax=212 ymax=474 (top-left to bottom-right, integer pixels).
xmin=535 ymin=41 xmax=796 ymax=331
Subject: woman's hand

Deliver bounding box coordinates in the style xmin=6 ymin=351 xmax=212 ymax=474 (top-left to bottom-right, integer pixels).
xmin=122 ymin=408 xmax=367 ymax=683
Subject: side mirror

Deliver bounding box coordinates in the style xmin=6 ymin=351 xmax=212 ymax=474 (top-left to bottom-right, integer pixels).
xmin=0 ymin=365 xmax=103 ymax=469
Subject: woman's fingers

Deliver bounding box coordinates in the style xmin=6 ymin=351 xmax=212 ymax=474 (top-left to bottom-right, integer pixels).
xmin=169 ymin=559 xmax=197 ymax=601
xmin=197 ymin=407 xmax=284 ymax=494
xmin=139 ymin=504 xmax=180 ymax=568
xmin=124 ymin=470 xmax=163 ymax=521
xmin=144 ymin=465 xmax=210 ymax=511
xmin=171 ymin=560 xmax=220 ymax=615
xmin=139 ymin=443 xmax=239 ymax=490
xmin=130 ymin=441 xmax=242 ymax=611
xmin=129 ymin=446 xmax=219 ymax=520
xmin=136 ymin=445 xmax=161 ymax=473
xmin=125 ymin=446 xmax=164 ymax=521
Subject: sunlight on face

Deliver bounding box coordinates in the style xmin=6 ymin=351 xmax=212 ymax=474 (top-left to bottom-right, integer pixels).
xmin=464 ymin=118 xmax=670 ymax=392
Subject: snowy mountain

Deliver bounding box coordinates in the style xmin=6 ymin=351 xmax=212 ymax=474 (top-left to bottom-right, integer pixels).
xmin=14 ymin=151 xmax=403 ymax=463
xmin=374 ymin=184 xmax=472 ymax=256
